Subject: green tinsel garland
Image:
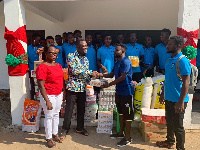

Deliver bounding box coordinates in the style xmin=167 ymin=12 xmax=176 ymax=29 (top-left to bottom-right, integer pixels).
xmin=5 ymin=53 xmax=28 ymax=67
xmin=181 ymin=45 xmax=197 ymax=60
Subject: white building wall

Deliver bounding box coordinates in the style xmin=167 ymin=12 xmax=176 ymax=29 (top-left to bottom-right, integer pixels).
xmin=0 ymin=15 xmax=9 ymax=89
xmin=0 ymin=0 xmax=190 ymax=89
xmin=26 ymin=0 xmax=179 ymax=37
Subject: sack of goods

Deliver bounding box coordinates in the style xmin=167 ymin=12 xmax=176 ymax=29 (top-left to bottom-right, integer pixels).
xmin=151 ymin=75 xmax=165 ymax=109
xmin=22 ymin=98 xmax=41 ymax=132
xmin=85 ymin=85 xmax=98 ymax=121
xmin=134 ymin=77 xmax=153 ymax=122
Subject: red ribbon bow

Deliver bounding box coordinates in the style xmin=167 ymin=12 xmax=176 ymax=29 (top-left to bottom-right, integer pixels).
xmin=177 ymin=27 xmax=199 ymax=66
xmin=177 ymin=27 xmax=199 ymax=48
xmin=4 ymin=25 xmax=28 ymax=76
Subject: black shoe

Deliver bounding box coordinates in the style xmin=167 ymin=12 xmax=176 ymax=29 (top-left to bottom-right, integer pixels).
xmin=117 ymin=137 xmax=132 ymax=147
xmin=60 ymin=129 xmax=69 ymax=137
xmin=110 ymin=133 xmax=124 ymax=139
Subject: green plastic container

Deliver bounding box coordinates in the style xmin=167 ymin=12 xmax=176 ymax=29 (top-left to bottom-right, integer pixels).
xmin=116 ymin=111 xmax=126 ymax=134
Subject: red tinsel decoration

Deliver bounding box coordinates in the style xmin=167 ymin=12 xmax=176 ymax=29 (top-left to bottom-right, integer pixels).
xmin=177 ymin=27 xmax=199 ymax=66
xmin=4 ymin=25 xmax=28 ymax=76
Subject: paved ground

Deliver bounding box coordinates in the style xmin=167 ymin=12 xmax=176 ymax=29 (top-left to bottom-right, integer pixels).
xmin=192 ymin=91 xmax=200 ymax=124
xmin=0 ymin=127 xmax=200 ymax=150
xmin=1 ymin=89 xmax=200 ymax=150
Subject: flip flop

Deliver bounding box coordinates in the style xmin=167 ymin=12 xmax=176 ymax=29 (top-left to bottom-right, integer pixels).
xmin=52 ymin=134 xmax=65 ymax=143
xmin=46 ymin=138 xmax=56 ymax=148
xmin=75 ymin=128 xmax=89 ymax=136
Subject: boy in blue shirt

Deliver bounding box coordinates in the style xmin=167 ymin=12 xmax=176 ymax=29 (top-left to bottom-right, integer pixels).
xmin=62 ymin=32 xmax=76 ymax=68
xmin=62 ymin=32 xmax=68 ymax=44
xmin=97 ymin=35 xmax=115 ymax=73
xmin=126 ymin=32 xmax=144 ymax=82
xmin=27 ymin=33 xmax=42 ymax=100
xmin=74 ymin=30 xmax=82 ymax=42
xmin=94 ymin=44 xmax=134 ymax=147
xmin=93 ymin=32 xmax=103 ymax=51
xmin=155 ymin=28 xmax=172 ymax=74
xmin=142 ymin=35 xmax=155 ymax=77
xmin=157 ymin=36 xmax=191 ymax=150
xmin=46 ymin=36 xmax=64 ymax=68
xmin=85 ymin=34 xmax=98 ymax=71
xmin=55 ymin=35 xmax=63 ymax=46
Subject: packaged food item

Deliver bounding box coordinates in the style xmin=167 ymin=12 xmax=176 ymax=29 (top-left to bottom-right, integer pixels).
xmin=128 ymin=56 xmax=139 ymax=67
xmin=22 ymin=98 xmax=41 ymax=132
xmin=63 ymin=68 xmax=68 ymax=81
xmin=90 ymin=79 xmax=107 ymax=87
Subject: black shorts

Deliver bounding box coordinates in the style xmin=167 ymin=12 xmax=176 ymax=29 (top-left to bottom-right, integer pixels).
xmin=115 ymin=93 xmax=134 ymax=121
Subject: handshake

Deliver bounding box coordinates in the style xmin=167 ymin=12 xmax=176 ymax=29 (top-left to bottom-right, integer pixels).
xmin=91 ymin=71 xmax=109 ymax=88
xmin=92 ymin=71 xmax=102 ymax=78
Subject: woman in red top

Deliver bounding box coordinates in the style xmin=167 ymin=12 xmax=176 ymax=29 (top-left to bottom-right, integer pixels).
xmin=36 ymin=46 xmax=64 ymax=148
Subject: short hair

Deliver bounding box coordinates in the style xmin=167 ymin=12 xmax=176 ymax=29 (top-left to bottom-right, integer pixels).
xmin=67 ymin=32 xmax=74 ymax=36
xmin=63 ymin=32 xmax=68 ymax=35
xmin=170 ymin=36 xmax=184 ymax=48
xmin=116 ymin=43 xmax=127 ymax=52
xmin=161 ymin=28 xmax=171 ymax=36
xmin=44 ymin=45 xmax=55 ymax=54
xmin=46 ymin=36 xmax=54 ymax=40
xmin=129 ymin=32 xmax=137 ymax=37
xmin=95 ymin=32 xmax=101 ymax=36
xmin=55 ymin=35 xmax=61 ymax=38
xmin=117 ymin=33 xmax=124 ymax=36
xmin=85 ymin=33 xmax=92 ymax=37
xmin=32 ymin=33 xmax=41 ymax=39
xmin=104 ymin=34 xmax=112 ymax=39
xmin=145 ymin=35 xmax=152 ymax=39
xmin=74 ymin=30 xmax=82 ymax=35
xmin=76 ymin=38 xmax=86 ymax=45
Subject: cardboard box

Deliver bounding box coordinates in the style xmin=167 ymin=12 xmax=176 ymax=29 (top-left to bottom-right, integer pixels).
xmin=141 ymin=108 xmax=166 ymax=124
xmin=142 ymin=132 xmax=167 ymax=142
xmin=96 ymin=128 xmax=112 ymax=134
xmin=140 ymin=121 xmax=167 ymax=132
xmin=97 ymin=124 xmax=112 ymax=129
xmin=98 ymin=111 xmax=113 ymax=120
xmin=98 ymin=120 xmax=113 ymax=124
xmin=90 ymin=79 xmax=107 ymax=87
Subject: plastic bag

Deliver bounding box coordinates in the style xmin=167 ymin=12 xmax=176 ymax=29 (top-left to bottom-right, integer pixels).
xmin=22 ymin=98 xmax=41 ymax=132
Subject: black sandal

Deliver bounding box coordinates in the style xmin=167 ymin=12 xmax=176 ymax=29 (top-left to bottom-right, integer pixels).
xmin=52 ymin=134 xmax=64 ymax=143
xmin=46 ymin=138 xmax=56 ymax=148
xmin=75 ymin=128 xmax=89 ymax=136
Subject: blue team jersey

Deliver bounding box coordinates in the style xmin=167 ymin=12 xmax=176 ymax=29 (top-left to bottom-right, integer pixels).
xmin=196 ymin=48 xmax=200 ymax=67
xmin=125 ymin=43 xmax=144 ymax=73
xmin=97 ymin=45 xmax=115 ymax=73
xmin=55 ymin=45 xmax=64 ymax=68
xmin=86 ymin=45 xmax=98 ymax=71
xmin=141 ymin=46 xmax=155 ymax=72
xmin=155 ymin=43 xmax=172 ymax=70
xmin=164 ymin=52 xmax=191 ymax=103
xmin=27 ymin=44 xmax=42 ymax=71
xmin=62 ymin=42 xmax=76 ymax=68
xmin=113 ymin=56 xmax=134 ymax=96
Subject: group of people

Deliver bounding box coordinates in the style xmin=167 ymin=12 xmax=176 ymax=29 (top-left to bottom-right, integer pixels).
xmin=28 ymin=28 xmax=191 ymax=150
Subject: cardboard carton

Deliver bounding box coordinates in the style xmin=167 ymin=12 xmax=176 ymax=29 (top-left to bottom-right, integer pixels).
xmin=142 ymin=132 xmax=167 ymax=142
xmin=140 ymin=121 xmax=167 ymax=132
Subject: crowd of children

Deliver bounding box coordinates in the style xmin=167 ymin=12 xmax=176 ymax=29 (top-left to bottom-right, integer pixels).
xmin=28 ymin=28 xmax=172 ymax=83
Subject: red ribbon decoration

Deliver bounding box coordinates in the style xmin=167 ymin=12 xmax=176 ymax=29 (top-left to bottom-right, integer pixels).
xmin=177 ymin=27 xmax=199 ymax=66
xmin=4 ymin=25 xmax=28 ymax=76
